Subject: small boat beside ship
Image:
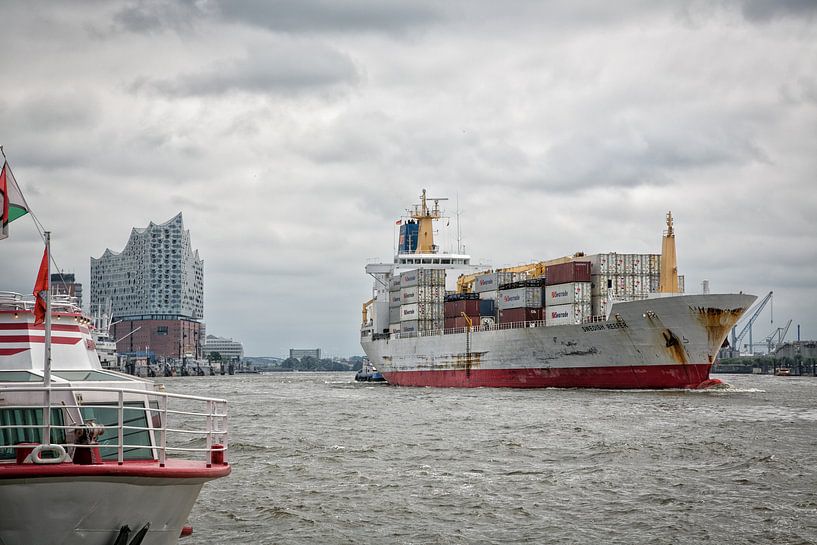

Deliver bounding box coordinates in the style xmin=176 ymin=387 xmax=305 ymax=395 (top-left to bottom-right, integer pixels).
xmin=360 ymin=190 xmax=756 ymax=389
xmin=354 ymin=360 xmax=386 ymax=382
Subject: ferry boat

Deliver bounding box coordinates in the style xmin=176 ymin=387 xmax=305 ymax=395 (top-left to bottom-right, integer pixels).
xmin=0 ymin=263 xmax=230 ymax=543
xmin=360 ymin=191 xmax=756 ymax=389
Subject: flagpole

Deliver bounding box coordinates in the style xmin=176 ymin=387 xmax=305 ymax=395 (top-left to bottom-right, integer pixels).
xmin=43 ymin=231 xmax=52 ymax=444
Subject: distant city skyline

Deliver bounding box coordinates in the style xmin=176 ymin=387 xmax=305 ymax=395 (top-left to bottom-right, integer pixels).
xmin=1 ymin=1 xmax=815 ymax=356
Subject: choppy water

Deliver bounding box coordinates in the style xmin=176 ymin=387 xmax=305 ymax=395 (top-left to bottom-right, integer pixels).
xmin=169 ymin=373 xmax=817 ymax=545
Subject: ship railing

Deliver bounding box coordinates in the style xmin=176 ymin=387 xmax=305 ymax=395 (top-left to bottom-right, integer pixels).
xmin=392 ymin=314 xmax=611 ymax=340
xmin=0 ymin=385 xmax=228 ymax=467
xmin=0 ymin=291 xmax=82 ymax=313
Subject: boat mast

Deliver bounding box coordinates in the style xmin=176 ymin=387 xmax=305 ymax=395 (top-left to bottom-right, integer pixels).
xmin=43 ymin=231 xmax=52 ymax=444
xmin=411 ymin=189 xmax=445 ymax=254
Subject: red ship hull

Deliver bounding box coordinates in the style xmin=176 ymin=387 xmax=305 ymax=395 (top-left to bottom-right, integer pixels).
xmin=383 ymin=363 xmax=714 ymax=389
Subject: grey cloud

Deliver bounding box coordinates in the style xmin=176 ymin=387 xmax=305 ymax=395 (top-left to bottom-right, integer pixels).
xmin=112 ymin=0 xmax=209 ymax=33
xmin=216 ymin=0 xmax=442 ymax=34
xmin=143 ymin=45 xmax=359 ymax=96
xmin=740 ymin=0 xmax=817 ymax=23
xmin=0 ymin=94 xmax=99 ymax=134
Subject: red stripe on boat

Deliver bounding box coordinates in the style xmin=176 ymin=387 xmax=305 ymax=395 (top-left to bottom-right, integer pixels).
xmin=0 ymin=323 xmax=84 ymax=332
xmin=382 ymin=363 xmax=713 ymax=389
xmin=0 ymin=335 xmax=82 ymax=345
xmin=0 ymin=348 xmax=29 ymax=356
xmin=0 ymin=459 xmax=231 ymax=480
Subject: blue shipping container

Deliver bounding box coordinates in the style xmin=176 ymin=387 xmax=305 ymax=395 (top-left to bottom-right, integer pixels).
xmin=479 ymin=298 xmax=495 ymax=317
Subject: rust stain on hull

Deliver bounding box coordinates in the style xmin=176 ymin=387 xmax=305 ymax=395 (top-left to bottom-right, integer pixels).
xmin=662 ymin=329 xmax=688 ymax=364
xmin=691 ymin=306 xmax=746 ymax=349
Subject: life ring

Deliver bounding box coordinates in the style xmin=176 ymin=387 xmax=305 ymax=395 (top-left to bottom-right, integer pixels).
xmin=24 ymin=444 xmax=71 ymax=464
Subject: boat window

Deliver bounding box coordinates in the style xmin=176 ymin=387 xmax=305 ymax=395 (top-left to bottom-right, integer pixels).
xmin=0 ymin=371 xmax=43 ymax=382
xmin=0 ymin=408 xmax=66 ymax=460
xmin=52 ymin=370 xmax=122 ymax=381
xmin=79 ymin=402 xmax=153 ymax=460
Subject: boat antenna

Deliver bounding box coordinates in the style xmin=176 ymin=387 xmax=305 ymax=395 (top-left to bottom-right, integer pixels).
xmin=456 ymin=193 xmax=462 ymax=254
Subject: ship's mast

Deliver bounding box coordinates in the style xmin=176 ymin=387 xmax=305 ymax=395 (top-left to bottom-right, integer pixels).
xmin=409 ymin=189 xmax=446 ymax=254
xmin=658 ymin=211 xmax=679 ymax=293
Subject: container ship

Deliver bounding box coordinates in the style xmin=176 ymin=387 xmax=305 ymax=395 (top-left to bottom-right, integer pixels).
xmin=360 ymin=190 xmax=755 ymax=389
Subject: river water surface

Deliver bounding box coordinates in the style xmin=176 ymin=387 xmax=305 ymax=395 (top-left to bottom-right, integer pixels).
xmin=171 ymin=373 xmax=816 ymax=545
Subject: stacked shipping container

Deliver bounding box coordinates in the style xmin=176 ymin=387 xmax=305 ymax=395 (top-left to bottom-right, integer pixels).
xmin=542 ymin=262 xmax=593 ymax=325
xmin=584 ymin=253 xmax=682 ymax=318
xmin=444 ymin=297 xmax=480 ymax=329
xmin=398 ymin=269 xmax=445 ymax=334
xmin=388 ymin=275 xmax=401 ymax=333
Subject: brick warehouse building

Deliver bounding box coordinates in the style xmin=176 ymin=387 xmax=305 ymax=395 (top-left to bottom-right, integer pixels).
xmin=91 ymin=213 xmax=205 ymax=360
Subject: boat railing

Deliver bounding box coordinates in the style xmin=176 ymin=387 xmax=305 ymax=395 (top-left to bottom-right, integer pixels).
xmin=0 ymin=290 xmax=81 ymax=313
xmin=0 ymin=385 xmax=228 ymax=466
xmin=391 ymin=314 xmax=609 ymax=340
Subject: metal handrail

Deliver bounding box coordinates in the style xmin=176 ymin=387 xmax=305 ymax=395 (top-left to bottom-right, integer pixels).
xmin=0 ymin=384 xmax=228 ymax=466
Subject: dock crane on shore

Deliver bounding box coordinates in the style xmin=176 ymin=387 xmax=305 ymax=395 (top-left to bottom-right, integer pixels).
xmin=729 ymin=291 xmax=773 ymax=356
xmin=763 ymin=319 xmax=792 ymax=354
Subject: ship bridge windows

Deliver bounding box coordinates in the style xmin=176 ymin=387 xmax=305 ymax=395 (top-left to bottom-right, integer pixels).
xmin=0 ymin=371 xmax=43 ymax=382
xmin=52 ymin=370 xmax=129 ymax=382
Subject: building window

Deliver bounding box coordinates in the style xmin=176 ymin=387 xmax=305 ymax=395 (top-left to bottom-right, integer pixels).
xmin=157 ymin=326 xmax=168 ymax=335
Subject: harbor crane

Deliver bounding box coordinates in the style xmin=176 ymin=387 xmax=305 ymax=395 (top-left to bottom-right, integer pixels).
xmin=764 ymin=319 xmax=792 ymax=354
xmin=729 ymin=290 xmax=773 ymax=356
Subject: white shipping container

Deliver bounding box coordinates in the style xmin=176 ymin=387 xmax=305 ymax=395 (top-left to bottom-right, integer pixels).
xmin=545 ymin=303 xmax=591 ymax=326
xmin=401 ymin=285 xmax=442 ymax=305
xmin=389 ymin=306 xmax=401 ymax=324
xmin=389 ymin=292 xmax=402 ymax=307
xmin=624 ymin=254 xmax=634 ymax=275
xmin=389 ymin=323 xmax=401 ymax=334
xmin=631 ymin=255 xmax=642 ymax=275
xmin=401 ymin=302 xmax=443 ymax=321
xmin=649 ymin=275 xmax=660 ymax=293
xmin=614 ymin=254 xmax=625 ymax=275
xmin=625 ymin=276 xmax=635 ymax=296
xmin=400 ymin=269 xmax=446 ymax=288
xmin=649 ymin=255 xmax=660 ymax=275
xmin=479 ymin=290 xmax=497 ymax=300
xmin=497 ymin=287 xmax=543 ymax=310
xmin=545 ymin=282 xmax=591 ymax=306
xmin=473 ymin=272 xmax=516 ymax=293
xmin=421 ymin=318 xmax=444 ymax=332
xmin=632 ymin=275 xmax=648 ymax=295
xmin=389 ymin=275 xmax=401 ymax=290
xmin=401 ymin=320 xmax=419 ymax=334
xmin=678 ymin=275 xmax=685 ymax=293
xmin=596 ymin=254 xmax=610 ymax=275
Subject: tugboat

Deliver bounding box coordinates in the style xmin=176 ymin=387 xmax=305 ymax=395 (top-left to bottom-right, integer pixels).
xmin=354 ymin=360 xmax=386 ymax=382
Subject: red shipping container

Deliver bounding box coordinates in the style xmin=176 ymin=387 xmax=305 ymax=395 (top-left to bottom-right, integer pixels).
xmin=545 ymin=261 xmax=591 ymax=285
xmin=444 ymin=299 xmax=480 ymax=319
xmin=444 ymin=317 xmax=474 ymax=329
xmin=498 ymin=307 xmax=543 ymax=323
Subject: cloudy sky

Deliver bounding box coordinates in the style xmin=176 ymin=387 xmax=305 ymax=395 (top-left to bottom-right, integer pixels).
xmin=1 ymin=0 xmax=815 ymax=357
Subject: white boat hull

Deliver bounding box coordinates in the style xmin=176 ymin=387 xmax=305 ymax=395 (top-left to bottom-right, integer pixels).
xmin=0 ymin=475 xmax=208 ymax=545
